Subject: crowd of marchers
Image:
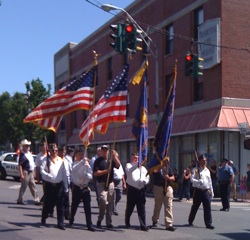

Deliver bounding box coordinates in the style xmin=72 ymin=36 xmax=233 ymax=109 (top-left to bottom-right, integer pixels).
xmin=15 ymin=139 xmax=250 ymax=232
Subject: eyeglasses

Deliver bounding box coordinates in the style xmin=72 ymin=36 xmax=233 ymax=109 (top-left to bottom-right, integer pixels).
xmin=50 ymin=149 xmax=58 ymax=152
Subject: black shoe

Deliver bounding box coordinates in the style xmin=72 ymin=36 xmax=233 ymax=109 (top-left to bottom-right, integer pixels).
xmin=220 ymin=208 xmax=229 ymax=212
xmin=106 ymin=224 xmax=114 ymax=229
xmin=58 ymin=224 xmax=66 ymax=230
xmin=69 ymin=220 xmax=73 ymax=226
xmin=141 ymin=226 xmax=149 ymax=232
xmin=88 ymin=226 xmax=96 ymax=232
xmin=206 ymin=225 xmax=215 ymax=229
xmin=152 ymin=221 xmax=157 ymax=227
xmin=188 ymin=222 xmax=194 ymax=227
xmin=65 ymin=216 xmax=70 ymax=220
xmin=41 ymin=218 xmax=46 ymax=225
xmin=96 ymin=220 xmax=102 ymax=229
xmin=125 ymin=222 xmax=130 ymax=228
xmin=166 ymin=226 xmax=177 ymax=231
xmin=34 ymin=201 xmax=42 ymax=206
xmin=17 ymin=201 xmax=25 ymax=205
xmin=113 ymin=212 xmax=118 ymax=216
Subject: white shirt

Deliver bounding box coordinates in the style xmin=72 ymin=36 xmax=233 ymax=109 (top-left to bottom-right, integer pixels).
xmin=113 ymin=165 xmax=125 ymax=180
xmin=125 ymin=162 xmax=149 ymax=190
xmin=71 ymin=158 xmax=92 ymax=188
xmin=36 ymin=152 xmax=47 ymax=168
xmin=40 ymin=156 xmax=70 ymax=188
xmin=65 ymin=154 xmax=73 ymax=172
xmin=191 ymin=166 xmax=214 ymax=197
xmin=25 ymin=152 xmax=35 ymax=171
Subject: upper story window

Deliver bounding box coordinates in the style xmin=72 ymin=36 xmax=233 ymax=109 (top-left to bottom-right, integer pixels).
xmin=107 ymin=57 xmax=113 ymax=81
xmin=165 ymin=24 xmax=174 ymax=55
xmin=194 ymin=7 xmax=204 ymax=39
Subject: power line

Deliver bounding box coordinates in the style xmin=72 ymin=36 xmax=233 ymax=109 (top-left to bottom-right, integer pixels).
xmin=86 ymin=0 xmax=250 ymax=54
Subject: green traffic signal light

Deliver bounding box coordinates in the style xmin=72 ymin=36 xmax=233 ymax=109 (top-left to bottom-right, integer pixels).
xmin=185 ymin=52 xmax=194 ymax=77
xmin=193 ymin=55 xmax=204 ymax=78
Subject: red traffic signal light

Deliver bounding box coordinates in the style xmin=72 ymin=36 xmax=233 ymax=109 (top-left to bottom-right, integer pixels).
xmin=125 ymin=24 xmax=134 ymax=33
xmin=185 ymin=54 xmax=193 ymax=62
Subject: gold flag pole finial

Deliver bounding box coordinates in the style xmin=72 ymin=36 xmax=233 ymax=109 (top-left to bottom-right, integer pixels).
xmin=93 ymin=50 xmax=99 ymax=66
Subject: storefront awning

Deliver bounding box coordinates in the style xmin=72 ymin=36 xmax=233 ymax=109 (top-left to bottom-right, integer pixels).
xmin=67 ymin=106 xmax=250 ymax=145
xmin=172 ymin=106 xmax=250 ymax=136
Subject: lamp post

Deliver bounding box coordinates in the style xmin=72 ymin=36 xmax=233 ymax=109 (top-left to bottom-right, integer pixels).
xmin=101 ymin=3 xmax=160 ymax=122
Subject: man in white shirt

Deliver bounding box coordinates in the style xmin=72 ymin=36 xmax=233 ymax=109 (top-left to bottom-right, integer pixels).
xmin=40 ymin=143 xmax=70 ymax=230
xmin=113 ymin=164 xmax=126 ymax=215
xmin=69 ymin=147 xmax=95 ymax=232
xmin=125 ymin=152 xmax=150 ymax=231
xmin=188 ymin=154 xmax=214 ymax=229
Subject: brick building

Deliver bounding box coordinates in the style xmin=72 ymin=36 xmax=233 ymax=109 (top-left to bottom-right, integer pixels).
xmin=54 ymin=0 xmax=250 ymax=182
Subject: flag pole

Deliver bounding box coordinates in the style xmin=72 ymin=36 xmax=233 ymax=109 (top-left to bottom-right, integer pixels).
xmin=84 ymin=50 xmax=99 ymax=158
xmin=105 ymin=123 xmax=119 ymax=188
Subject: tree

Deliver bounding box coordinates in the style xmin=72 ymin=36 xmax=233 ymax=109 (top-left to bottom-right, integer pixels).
xmin=0 ymin=78 xmax=55 ymax=151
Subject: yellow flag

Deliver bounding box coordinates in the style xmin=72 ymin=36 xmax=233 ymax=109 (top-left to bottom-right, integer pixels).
xmin=131 ymin=60 xmax=149 ymax=85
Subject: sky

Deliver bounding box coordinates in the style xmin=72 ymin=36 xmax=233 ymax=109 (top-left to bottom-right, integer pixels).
xmin=0 ymin=0 xmax=134 ymax=95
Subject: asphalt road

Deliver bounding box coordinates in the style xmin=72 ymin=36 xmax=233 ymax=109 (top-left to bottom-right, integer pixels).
xmin=0 ymin=178 xmax=250 ymax=240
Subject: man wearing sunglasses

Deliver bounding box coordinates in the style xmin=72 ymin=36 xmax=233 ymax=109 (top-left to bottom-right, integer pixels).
xmin=40 ymin=143 xmax=70 ymax=230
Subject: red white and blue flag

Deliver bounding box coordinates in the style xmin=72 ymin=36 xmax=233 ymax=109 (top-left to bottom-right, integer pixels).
xmin=79 ymin=64 xmax=129 ymax=145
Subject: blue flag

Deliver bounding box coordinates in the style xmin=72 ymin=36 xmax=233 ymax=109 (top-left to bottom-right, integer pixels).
xmin=132 ymin=69 xmax=148 ymax=167
xmin=148 ymin=67 xmax=177 ymax=175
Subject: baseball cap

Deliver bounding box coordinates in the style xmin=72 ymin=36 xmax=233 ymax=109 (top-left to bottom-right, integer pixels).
xmin=101 ymin=145 xmax=109 ymax=150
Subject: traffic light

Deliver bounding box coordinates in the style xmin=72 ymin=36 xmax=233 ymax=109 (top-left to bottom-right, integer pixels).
xmin=110 ymin=23 xmax=124 ymax=53
xmin=193 ymin=55 xmax=204 ymax=78
xmin=124 ymin=23 xmax=142 ymax=53
xmin=184 ymin=52 xmax=194 ymax=77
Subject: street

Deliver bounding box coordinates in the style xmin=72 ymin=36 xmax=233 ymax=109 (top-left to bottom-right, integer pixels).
xmin=0 ymin=178 xmax=250 ymax=240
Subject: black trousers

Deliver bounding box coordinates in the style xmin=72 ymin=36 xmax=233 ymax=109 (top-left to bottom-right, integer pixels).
xmin=70 ymin=184 xmax=92 ymax=227
xmin=188 ymin=188 xmax=212 ymax=227
xmin=42 ymin=181 xmax=64 ymax=226
xmin=125 ymin=185 xmax=146 ymax=228
xmin=219 ymin=181 xmax=230 ymax=209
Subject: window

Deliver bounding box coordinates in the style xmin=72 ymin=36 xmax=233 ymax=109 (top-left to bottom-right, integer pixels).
xmin=193 ymin=8 xmax=204 ymax=102
xmin=107 ymin=57 xmax=113 ymax=81
xmin=5 ymin=154 xmax=17 ymax=163
xmin=194 ymin=8 xmax=204 ymax=39
xmin=165 ymin=24 xmax=174 ymax=55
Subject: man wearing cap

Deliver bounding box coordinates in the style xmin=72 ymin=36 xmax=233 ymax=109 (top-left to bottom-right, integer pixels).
xmin=93 ymin=145 xmax=121 ymax=229
xmin=17 ymin=139 xmax=41 ymax=205
xmin=188 ymin=154 xmax=215 ymax=229
xmin=218 ymin=158 xmax=234 ymax=211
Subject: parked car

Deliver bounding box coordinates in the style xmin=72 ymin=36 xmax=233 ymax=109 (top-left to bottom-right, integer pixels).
xmin=0 ymin=152 xmax=37 ymax=181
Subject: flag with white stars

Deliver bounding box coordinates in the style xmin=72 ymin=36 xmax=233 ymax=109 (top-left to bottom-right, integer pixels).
xmin=23 ymin=66 xmax=96 ymax=132
xmin=79 ymin=64 xmax=129 ymax=145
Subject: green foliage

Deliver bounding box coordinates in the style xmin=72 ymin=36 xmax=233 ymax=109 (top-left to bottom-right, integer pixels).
xmin=0 ymin=78 xmax=55 ymax=151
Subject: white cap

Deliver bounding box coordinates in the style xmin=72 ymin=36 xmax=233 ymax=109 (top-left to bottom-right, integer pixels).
xmin=230 ymin=160 xmax=234 ymax=165
xmin=20 ymin=139 xmax=31 ymax=145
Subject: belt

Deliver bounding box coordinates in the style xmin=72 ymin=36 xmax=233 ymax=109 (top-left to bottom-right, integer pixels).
xmin=196 ymin=188 xmax=209 ymax=192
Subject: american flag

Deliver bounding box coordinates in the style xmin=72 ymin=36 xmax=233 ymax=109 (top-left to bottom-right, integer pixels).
xmin=132 ymin=65 xmax=148 ymax=167
xmin=23 ymin=66 xmax=96 ymax=132
xmin=33 ymin=116 xmax=63 ymax=132
xmin=79 ymin=64 xmax=129 ymax=145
